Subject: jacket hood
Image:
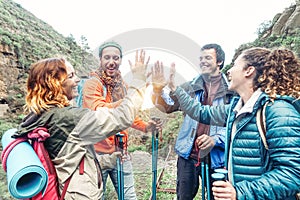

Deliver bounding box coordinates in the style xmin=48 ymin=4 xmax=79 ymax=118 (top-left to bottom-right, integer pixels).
xmin=14 ymin=108 xmax=59 ymax=138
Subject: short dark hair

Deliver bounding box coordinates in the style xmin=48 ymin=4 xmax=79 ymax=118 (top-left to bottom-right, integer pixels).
xmin=98 ymin=41 xmax=122 ymax=58
xmin=201 ymin=43 xmax=225 ymax=69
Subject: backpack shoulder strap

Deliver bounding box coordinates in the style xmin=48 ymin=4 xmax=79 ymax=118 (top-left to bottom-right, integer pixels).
xmin=256 ymin=102 xmax=268 ymax=150
xmin=257 ymin=98 xmax=299 ymax=151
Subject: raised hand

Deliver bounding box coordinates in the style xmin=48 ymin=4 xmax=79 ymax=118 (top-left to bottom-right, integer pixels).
xmin=151 ymin=61 xmax=168 ymax=93
xmin=151 ymin=61 xmax=177 ymax=93
xmin=128 ymin=49 xmax=150 ymax=80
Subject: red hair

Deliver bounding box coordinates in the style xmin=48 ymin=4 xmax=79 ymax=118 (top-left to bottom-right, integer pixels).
xmin=25 ymin=58 xmax=70 ymax=114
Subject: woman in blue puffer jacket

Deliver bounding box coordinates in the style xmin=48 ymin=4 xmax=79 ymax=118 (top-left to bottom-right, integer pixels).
xmin=152 ymin=47 xmax=300 ymax=200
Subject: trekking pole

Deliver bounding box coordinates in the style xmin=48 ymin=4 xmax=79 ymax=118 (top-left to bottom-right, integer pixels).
xmin=151 ymin=117 xmax=160 ymax=200
xmin=201 ymin=161 xmax=206 ymax=200
xmin=116 ymin=133 xmax=125 ymax=200
xmin=205 ymin=156 xmax=211 ymax=200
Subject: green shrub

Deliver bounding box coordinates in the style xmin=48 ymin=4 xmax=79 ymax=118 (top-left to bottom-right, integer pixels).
xmin=1 ymin=35 xmax=12 ymax=45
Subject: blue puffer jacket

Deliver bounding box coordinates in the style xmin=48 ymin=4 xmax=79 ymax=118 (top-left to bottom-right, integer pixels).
xmin=174 ymin=87 xmax=300 ymax=200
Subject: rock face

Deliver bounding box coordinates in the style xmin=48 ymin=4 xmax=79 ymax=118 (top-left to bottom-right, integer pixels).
xmin=264 ymin=0 xmax=300 ymax=38
xmin=0 ymin=0 xmax=98 ymax=116
xmin=0 ymin=44 xmax=18 ymax=99
xmin=224 ymin=0 xmax=300 ymax=71
xmin=0 ymin=43 xmax=27 ymax=114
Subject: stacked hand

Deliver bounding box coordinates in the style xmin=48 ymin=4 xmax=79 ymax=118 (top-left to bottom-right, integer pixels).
xmin=151 ymin=61 xmax=177 ymax=93
xmin=128 ymin=49 xmax=150 ymax=81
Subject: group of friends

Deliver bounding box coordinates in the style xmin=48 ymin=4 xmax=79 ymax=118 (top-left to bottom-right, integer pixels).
xmin=12 ymin=39 xmax=300 ymax=200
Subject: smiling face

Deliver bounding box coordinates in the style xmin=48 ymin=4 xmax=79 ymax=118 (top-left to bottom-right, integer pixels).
xmin=100 ymin=46 xmax=122 ymax=77
xmin=62 ymin=61 xmax=80 ymax=100
xmin=199 ymin=48 xmax=222 ymax=76
xmin=227 ymin=53 xmax=249 ymax=92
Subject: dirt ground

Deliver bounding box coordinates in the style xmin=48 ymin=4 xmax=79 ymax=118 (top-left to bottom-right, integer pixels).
xmin=131 ymin=149 xmax=178 ymax=199
xmin=131 ymin=149 xmax=204 ymax=200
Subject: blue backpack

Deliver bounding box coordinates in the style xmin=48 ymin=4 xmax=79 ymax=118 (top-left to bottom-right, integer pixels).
xmin=75 ymin=77 xmax=107 ymax=107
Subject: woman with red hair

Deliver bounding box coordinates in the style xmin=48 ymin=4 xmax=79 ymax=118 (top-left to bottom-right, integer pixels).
xmin=14 ymin=51 xmax=148 ymax=199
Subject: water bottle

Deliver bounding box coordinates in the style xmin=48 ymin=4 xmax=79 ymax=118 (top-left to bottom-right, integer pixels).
xmin=214 ymin=168 xmax=228 ymax=180
xmin=211 ymin=173 xmax=226 ymax=181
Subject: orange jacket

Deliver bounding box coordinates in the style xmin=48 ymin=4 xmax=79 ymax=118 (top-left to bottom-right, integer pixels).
xmin=82 ymin=73 xmax=147 ymax=154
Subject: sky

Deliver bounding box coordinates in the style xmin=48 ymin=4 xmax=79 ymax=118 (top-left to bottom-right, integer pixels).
xmin=10 ymin=0 xmax=296 ymax=109
xmin=12 ymin=0 xmax=295 ymax=65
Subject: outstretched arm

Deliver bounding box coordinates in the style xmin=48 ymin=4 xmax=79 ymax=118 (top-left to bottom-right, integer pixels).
xmin=152 ymin=63 xmax=228 ymax=126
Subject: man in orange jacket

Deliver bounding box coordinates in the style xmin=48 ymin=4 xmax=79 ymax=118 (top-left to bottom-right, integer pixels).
xmin=82 ymin=41 xmax=160 ymax=200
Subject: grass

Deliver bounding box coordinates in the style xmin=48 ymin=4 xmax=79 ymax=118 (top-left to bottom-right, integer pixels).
xmin=0 ymin=163 xmax=15 ymax=200
xmin=0 ymin=118 xmax=19 ymax=199
xmin=104 ymin=165 xmax=177 ymax=200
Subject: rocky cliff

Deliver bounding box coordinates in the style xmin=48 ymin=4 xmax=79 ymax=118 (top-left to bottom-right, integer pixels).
xmin=226 ymin=0 xmax=300 ymax=68
xmin=0 ymin=0 xmax=98 ymax=115
xmin=263 ymin=0 xmax=300 ymax=38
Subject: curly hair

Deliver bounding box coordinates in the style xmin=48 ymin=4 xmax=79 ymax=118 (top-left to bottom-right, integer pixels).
xmin=242 ymin=47 xmax=300 ymax=100
xmin=25 ymin=57 xmax=70 ymax=114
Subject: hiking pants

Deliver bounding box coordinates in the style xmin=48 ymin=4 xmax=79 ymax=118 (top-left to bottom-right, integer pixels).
xmin=101 ymin=158 xmax=137 ymax=200
xmin=176 ymin=156 xmax=201 ymax=200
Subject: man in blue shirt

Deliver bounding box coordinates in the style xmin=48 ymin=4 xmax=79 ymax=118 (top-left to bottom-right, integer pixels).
xmin=152 ymin=43 xmax=234 ymax=199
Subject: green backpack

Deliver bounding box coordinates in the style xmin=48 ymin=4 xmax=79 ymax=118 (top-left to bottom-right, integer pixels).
xmin=256 ymin=99 xmax=300 ymax=199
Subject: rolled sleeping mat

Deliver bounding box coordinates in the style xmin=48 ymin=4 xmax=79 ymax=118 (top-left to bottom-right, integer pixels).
xmin=1 ymin=128 xmax=48 ymax=199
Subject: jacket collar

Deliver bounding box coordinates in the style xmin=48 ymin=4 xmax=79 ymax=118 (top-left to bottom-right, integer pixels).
xmin=187 ymin=73 xmax=232 ymax=99
xmin=233 ymin=89 xmax=263 ymax=117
